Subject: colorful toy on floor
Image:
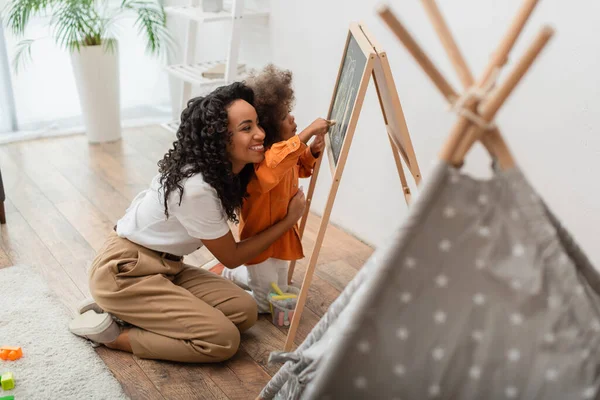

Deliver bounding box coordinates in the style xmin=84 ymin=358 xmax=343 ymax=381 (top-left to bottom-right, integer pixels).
xmin=0 ymin=372 xmax=15 ymax=390
xmin=268 ymin=284 xmax=300 ymax=327
xmin=0 ymin=395 xmax=14 ymax=400
xmin=0 ymin=347 xmax=22 ymax=361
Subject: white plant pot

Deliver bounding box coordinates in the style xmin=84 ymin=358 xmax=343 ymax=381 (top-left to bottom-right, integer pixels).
xmin=70 ymin=43 xmax=122 ymax=143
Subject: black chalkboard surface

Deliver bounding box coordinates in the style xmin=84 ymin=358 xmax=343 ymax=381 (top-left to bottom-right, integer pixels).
xmin=327 ymin=33 xmax=369 ymax=166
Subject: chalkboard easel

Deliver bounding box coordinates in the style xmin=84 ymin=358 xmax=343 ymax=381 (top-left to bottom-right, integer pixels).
xmin=284 ymin=22 xmax=422 ymax=351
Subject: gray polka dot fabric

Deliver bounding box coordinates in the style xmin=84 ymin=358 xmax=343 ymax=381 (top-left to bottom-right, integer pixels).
xmin=261 ymin=162 xmax=600 ymax=400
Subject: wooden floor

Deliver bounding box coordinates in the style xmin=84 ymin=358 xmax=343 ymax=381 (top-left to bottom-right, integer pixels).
xmin=0 ymin=125 xmax=373 ymax=400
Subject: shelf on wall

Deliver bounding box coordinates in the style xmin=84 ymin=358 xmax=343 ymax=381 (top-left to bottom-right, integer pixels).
xmin=165 ymin=60 xmax=250 ymax=86
xmin=164 ymin=5 xmax=269 ymax=23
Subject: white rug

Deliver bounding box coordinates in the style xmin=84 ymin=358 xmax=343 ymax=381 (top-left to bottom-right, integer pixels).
xmin=0 ymin=265 xmax=127 ymax=399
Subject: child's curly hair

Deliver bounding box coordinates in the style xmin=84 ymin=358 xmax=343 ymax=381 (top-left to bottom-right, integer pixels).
xmin=246 ymin=64 xmax=295 ymax=148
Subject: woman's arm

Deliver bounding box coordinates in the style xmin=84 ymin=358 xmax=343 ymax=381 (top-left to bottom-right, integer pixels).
xmin=201 ymin=189 xmax=306 ymax=269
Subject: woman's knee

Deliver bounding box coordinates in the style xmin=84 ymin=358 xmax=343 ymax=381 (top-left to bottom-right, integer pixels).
xmin=234 ymin=291 xmax=258 ymax=332
xmin=88 ymin=266 xmax=116 ymax=311
xmin=191 ymin=322 xmax=241 ymax=362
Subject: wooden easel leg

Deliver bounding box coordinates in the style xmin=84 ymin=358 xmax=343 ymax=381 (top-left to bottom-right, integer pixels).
xmin=288 ymin=154 xmax=325 ymax=284
xmin=0 ymin=201 xmax=6 ymax=224
xmin=284 ymin=204 xmax=332 ymax=351
xmin=371 ymin=55 xmax=421 ymax=194
xmin=387 ymin=133 xmax=411 ymax=206
xmin=285 ymin=156 xmax=345 ymax=350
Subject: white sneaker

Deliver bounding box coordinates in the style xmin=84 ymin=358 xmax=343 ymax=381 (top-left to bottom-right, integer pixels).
xmin=77 ymin=297 xmax=104 ymax=314
xmin=69 ymin=310 xmax=121 ymax=344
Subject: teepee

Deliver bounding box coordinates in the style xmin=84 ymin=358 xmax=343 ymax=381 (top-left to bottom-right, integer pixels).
xmin=259 ymin=1 xmax=600 ymax=399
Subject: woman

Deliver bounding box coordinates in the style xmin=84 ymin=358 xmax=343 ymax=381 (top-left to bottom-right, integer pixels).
xmin=68 ymin=82 xmax=306 ymax=363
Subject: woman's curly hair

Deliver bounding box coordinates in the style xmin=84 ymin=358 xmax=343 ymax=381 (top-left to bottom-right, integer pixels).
xmin=246 ymin=64 xmax=295 ymax=148
xmin=157 ymin=82 xmax=255 ymax=223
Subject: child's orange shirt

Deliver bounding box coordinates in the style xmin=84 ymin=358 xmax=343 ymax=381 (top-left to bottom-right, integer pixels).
xmin=239 ymin=135 xmax=317 ymax=265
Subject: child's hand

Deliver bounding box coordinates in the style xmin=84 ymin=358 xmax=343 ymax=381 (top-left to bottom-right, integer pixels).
xmin=299 ymin=118 xmax=330 ymax=143
xmin=310 ymin=134 xmax=325 ymax=157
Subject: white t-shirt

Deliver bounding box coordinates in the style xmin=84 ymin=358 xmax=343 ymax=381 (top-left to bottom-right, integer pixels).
xmin=116 ymin=172 xmax=230 ymax=256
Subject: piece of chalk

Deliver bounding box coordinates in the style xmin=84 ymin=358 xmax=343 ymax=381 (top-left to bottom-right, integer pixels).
xmin=327 ymin=119 xmax=337 ymax=126
xmin=271 ymin=294 xmax=297 ymax=300
xmin=270 ymin=282 xmax=284 ymax=296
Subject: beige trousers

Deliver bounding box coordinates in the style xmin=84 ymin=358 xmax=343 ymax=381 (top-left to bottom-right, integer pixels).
xmin=89 ymin=231 xmax=258 ymax=363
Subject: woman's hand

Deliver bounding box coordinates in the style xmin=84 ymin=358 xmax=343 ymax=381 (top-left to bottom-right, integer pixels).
xmin=203 ymin=189 xmax=305 ymax=269
xmin=310 ymin=134 xmax=325 ymax=157
xmin=285 ymin=188 xmax=306 ymax=224
xmin=298 ymin=118 xmax=331 ymax=143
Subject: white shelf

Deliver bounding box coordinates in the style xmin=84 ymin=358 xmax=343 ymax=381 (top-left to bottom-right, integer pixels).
xmin=165 ymin=5 xmax=269 ymax=23
xmin=166 ymin=60 xmax=226 ymax=86
xmin=167 ymin=0 xmax=268 ymax=124
xmin=165 ymin=60 xmax=249 ymax=86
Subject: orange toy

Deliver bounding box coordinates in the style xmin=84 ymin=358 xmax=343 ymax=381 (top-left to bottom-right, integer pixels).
xmin=0 ymin=347 xmax=22 ymax=361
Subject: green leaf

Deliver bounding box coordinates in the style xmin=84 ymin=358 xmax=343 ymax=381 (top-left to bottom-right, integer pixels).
xmin=3 ymin=0 xmax=173 ymax=60
xmin=121 ymin=0 xmax=174 ymax=57
xmin=102 ymin=37 xmax=116 ymax=54
xmin=3 ymin=0 xmax=54 ymax=37
xmin=12 ymin=38 xmax=35 ymax=73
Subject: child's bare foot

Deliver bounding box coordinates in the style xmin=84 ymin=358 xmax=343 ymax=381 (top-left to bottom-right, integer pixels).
xmin=201 ymin=259 xmax=225 ymax=275
xmin=209 ymin=262 xmax=225 ymax=275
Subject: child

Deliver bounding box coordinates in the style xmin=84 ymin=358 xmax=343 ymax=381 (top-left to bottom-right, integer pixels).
xmin=220 ymin=64 xmax=331 ymax=312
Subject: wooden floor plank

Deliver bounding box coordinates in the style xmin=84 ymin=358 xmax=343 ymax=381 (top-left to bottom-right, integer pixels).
xmin=0 ymin=199 xmax=83 ymax=312
xmin=5 ymin=143 xmax=116 ymax=252
xmin=303 ymin=214 xmax=373 ymax=271
xmin=99 ymin=136 xmax=160 ymax=183
xmin=209 ymin=349 xmax=272 ymax=399
xmin=60 ymin=135 xmax=149 ymax=200
xmin=122 ymin=127 xmax=172 ymax=165
xmin=96 ymin=347 xmax=166 ymax=400
xmin=0 ymin=146 xmax=96 ymax=295
xmin=134 ymin=358 xmax=229 ymax=400
xmin=31 ymin=138 xmax=131 ymax=224
xmin=241 ymin=317 xmax=288 ymax=376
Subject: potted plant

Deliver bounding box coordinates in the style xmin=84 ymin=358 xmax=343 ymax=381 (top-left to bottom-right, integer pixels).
xmin=2 ymin=0 xmax=173 ymax=143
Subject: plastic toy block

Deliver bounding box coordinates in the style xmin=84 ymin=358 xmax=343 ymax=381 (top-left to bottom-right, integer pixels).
xmin=0 ymin=395 xmax=14 ymax=400
xmin=1 ymin=372 xmax=14 ymax=390
xmin=0 ymin=347 xmax=22 ymax=361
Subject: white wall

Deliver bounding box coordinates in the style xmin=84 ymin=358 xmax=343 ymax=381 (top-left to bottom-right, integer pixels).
xmin=268 ymin=0 xmax=600 ymax=265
